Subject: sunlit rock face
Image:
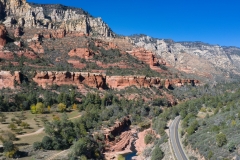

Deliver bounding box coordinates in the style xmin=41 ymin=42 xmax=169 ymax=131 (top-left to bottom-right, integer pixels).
xmin=130 ymin=35 xmax=240 ymax=81
xmin=0 ymin=0 xmax=114 ymax=37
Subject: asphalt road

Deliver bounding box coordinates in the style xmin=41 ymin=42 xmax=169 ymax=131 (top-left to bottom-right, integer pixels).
xmin=170 ymin=116 xmax=188 ymax=160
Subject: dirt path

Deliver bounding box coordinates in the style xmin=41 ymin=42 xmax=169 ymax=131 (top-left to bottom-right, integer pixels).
xmin=46 ymin=149 xmax=69 ymax=160
xmin=16 ymin=114 xmax=81 ymax=138
xmin=17 ymin=127 xmax=44 ymax=138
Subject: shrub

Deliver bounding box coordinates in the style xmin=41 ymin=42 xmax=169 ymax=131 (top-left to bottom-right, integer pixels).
xmin=216 ymin=133 xmax=227 ymax=147
xmin=151 ymin=146 xmax=164 ymax=160
xmin=33 ymin=141 xmax=42 ymax=150
xmin=207 ymin=150 xmax=213 ymax=159
xmin=42 ymin=136 xmax=53 ymax=150
xmin=227 ymin=141 xmax=236 ymax=152
xmin=3 ymin=140 xmax=18 ymax=158
xmin=144 ymin=134 xmax=153 ymax=144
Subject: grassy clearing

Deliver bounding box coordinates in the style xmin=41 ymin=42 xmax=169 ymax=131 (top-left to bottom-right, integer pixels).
xmin=0 ymin=110 xmax=80 ymax=145
xmin=16 ymin=132 xmax=47 ymax=146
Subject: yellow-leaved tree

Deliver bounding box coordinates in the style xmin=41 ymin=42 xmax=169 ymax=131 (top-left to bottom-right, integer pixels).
xmin=30 ymin=104 xmax=36 ymax=114
xmin=58 ymin=103 xmax=66 ymax=112
xmin=72 ymin=103 xmax=77 ymax=110
xmin=36 ymin=102 xmax=45 ymax=114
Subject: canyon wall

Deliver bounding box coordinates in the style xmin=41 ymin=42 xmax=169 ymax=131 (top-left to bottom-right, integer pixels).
xmin=0 ymin=70 xmax=200 ymax=89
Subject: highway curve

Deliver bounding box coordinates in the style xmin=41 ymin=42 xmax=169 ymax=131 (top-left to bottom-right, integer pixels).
xmin=170 ymin=116 xmax=188 ymax=160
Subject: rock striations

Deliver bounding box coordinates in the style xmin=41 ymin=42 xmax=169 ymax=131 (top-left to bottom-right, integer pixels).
xmin=130 ymin=35 xmax=240 ymax=80
xmin=0 ymin=0 xmax=114 ymax=37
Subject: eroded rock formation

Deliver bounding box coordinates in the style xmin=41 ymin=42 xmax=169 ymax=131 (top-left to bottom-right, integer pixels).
xmin=32 ymin=71 xmax=106 ymax=89
xmin=0 ymin=70 xmax=200 ymax=90
xmin=127 ymin=48 xmax=160 ymax=66
xmin=16 ymin=50 xmax=39 ymax=59
xmin=0 ymin=25 xmax=7 ymax=49
xmin=14 ymin=26 xmax=22 ymax=37
xmin=29 ymin=41 xmax=44 ymax=54
xmin=94 ymin=40 xmax=118 ymax=50
xmin=0 ymin=51 xmax=14 ymax=60
xmin=0 ymin=0 xmax=114 ymax=37
xmin=104 ymin=117 xmax=132 ymax=152
xmin=68 ymin=48 xmax=95 ymax=59
xmin=0 ymin=71 xmax=21 ymax=89
xmin=126 ymin=48 xmax=168 ymax=73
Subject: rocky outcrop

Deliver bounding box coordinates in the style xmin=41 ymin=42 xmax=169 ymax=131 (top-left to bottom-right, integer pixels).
xmin=105 ymin=117 xmax=131 ymax=139
xmin=16 ymin=50 xmax=39 ymax=59
xmin=0 ymin=51 xmax=14 ymax=60
xmin=104 ymin=117 xmax=132 ymax=152
xmin=127 ymin=48 xmax=162 ymax=66
xmin=135 ymin=129 xmax=158 ymax=155
xmin=29 ymin=41 xmax=44 ymax=54
xmin=51 ymin=29 xmax=66 ymax=38
xmin=130 ymin=35 xmax=240 ymax=81
xmin=14 ymin=26 xmax=22 ymax=37
xmin=32 ymin=71 xmax=106 ymax=89
xmin=126 ymin=48 xmax=168 ymax=73
xmin=0 ymin=0 xmax=114 ymax=37
xmin=0 ymin=70 xmax=199 ymax=90
xmin=94 ymin=40 xmax=118 ymax=50
xmin=34 ymin=72 xmax=199 ymax=90
xmin=68 ymin=48 xmax=95 ymax=59
xmin=106 ymin=76 xmax=199 ymax=90
xmin=0 ymin=25 xmax=7 ymax=49
xmin=0 ymin=71 xmax=21 ymax=89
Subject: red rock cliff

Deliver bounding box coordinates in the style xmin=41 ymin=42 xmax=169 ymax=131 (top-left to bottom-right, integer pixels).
xmin=32 ymin=71 xmax=106 ymax=89
xmin=104 ymin=117 xmax=132 ymax=152
xmin=31 ymin=71 xmax=199 ymax=89
xmin=126 ymin=48 xmax=162 ymax=66
xmin=0 ymin=71 xmax=199 ymax=90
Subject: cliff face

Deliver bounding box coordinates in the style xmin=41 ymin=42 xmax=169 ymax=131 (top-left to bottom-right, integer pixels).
xmin=32 ymin=71 xmax=106 ymax=89
xmin=0 ymin=0 xmax=114 ymax=37
xmin=0 ymin=70 xmax=199 ymax=90
xmin=130 ymin=35 xmax=240 ymax=80
xmin=104 ymin=117 xmax=132 ymax=152
xmin=31 ymin=71 xmax=199 ymax=89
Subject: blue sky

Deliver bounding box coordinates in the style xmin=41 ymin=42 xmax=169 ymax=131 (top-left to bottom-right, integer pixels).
xmin=28 ymin=0 xmax=240 ymax=47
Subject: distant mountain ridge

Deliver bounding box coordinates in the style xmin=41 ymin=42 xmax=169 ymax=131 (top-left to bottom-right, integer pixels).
xmin=130 ymin=35 xmax=240 ymax=81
